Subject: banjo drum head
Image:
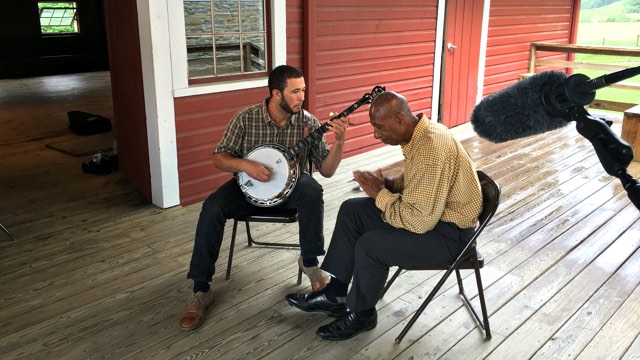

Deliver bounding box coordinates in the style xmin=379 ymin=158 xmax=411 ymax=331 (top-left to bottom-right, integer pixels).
xmin=239 ymin=147 xmax=292 ymax=201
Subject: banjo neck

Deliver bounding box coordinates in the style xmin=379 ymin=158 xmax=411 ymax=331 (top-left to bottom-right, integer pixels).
xmin=283 ymin=85 xmax=386 ymax=162
xmin=284 ymin=121 xmax=331 ymax=161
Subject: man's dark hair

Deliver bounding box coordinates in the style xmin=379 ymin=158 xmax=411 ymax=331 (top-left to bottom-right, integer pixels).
xmin=268 ymin=65 xmax=304 ymax=94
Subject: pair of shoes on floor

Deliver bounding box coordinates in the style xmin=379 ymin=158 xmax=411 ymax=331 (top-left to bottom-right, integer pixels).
xmin=82 ymin=152 xmax=119 ymax=175
xmin=285 ymin=289 xmax=347 ymax=317
xmin=179 ymin=288 xmax=214 ymax=330
xmin=298 ymin=257 xmax=330 ymax=292
xmin=285 ymin=290 xmax=377 ymax=341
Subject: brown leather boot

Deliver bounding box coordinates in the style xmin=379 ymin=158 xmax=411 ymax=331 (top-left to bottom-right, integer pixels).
xmin=179 ymin=288 xmax=214 ymax=330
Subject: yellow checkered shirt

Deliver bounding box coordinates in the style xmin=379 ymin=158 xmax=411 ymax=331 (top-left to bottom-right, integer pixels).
xmin=375 ymin=115 xmax=483 ymax=233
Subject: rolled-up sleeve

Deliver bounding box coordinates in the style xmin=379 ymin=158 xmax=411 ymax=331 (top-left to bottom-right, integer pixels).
xmin=214 ymin=115 xmax=244 ymax=157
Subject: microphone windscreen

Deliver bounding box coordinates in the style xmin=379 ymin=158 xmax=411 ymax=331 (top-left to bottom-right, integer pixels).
xmin=470 ymin=70 xmax=570 ymax=143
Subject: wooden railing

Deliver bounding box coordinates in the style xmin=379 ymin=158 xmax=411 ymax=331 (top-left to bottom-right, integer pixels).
xmin=520 ymin=42 xmax=640 ymax=112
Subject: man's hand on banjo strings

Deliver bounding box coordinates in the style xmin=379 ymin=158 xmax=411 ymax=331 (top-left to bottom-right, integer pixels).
xmin=243 ymin=160 xmax=271 ymax=182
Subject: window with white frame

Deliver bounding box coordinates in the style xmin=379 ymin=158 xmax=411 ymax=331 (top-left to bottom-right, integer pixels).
xmin=183 ymin=0 xmax=270 ymax=83
xmin=38 ymin=1 xmax=79 ymax=34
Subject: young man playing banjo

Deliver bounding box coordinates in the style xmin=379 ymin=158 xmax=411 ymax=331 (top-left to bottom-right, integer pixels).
xmin=180 ymin=65 xmax=350 ymax=331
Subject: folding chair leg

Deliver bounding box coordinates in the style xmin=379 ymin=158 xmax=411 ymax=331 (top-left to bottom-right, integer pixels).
xmin=380 ymin=267 xmax=403 ymax=299
xmin=226 ymin=220 xmax=239 ymax=280
xmin=245 ymin=221 xmax=253 ymax=246
xmin=455 ymin=268 xmax=465 ymax=294
xmin=395 ymin=280 xmax=443 ymax=344
xmin=244 ymin=221 xmax=300 ymax=247
xmin=456 ymin=265 xmax=492 ymax=340
xmin=395 ymin=267 xmax=456 ymax=343
xmin=473 ymin=266 xmax=492 ymax=339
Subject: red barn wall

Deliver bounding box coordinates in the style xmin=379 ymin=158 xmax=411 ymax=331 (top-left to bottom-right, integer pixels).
xmin=312 ymin=0 xmax=438 ymax=158
xmin=483 ymin=0 xmax=579 ymax=95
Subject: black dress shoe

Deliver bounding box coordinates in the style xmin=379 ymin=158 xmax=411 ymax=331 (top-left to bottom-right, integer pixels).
xmin=285 ymin=291 xmax=347 ymax=317
xmin=316 ymin=310 xmax=377 ymax=341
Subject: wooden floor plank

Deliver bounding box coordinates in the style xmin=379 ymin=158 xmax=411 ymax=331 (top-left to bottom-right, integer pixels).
xmin=575 ymin=284 xmax=640 ymax=360
xmin=484 ymin=218 xmax=640 ymax=359
xmin=621 ymin=332 xmax=640 ymax=360
xmin=533 ymin=242 xmax=640 ymax=359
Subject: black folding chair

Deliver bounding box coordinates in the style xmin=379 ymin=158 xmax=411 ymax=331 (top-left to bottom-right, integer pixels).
xmin=225 ymin=160 xmax=314 ymax=283
xmin=380 ymin=170 xmax=500 ymax=343
xmin=226 ymin=207 xmax=303 ymax=283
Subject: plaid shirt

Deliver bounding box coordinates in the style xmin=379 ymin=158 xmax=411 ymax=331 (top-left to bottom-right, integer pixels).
xmin=375 ymin=114 xmax=483 ymax=233
xmin=214 ymin=99 xmax=330 ymax=173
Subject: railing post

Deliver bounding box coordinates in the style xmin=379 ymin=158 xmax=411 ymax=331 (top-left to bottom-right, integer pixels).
xmin=529 ymin=43 xmax=537 ymax=74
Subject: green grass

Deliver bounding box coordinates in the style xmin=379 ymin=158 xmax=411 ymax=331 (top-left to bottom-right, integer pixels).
xmin=575 ymin=69 xmax=640 ymax=105
xmin=575 ymin=3 xmax=640 ymax=106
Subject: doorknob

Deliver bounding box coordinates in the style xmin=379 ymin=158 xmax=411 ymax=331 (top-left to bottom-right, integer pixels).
xmin=447 ymin=42 xmax=457 ymax=51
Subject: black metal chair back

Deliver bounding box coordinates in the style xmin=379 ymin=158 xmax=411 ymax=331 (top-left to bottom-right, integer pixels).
xmin=380 ymin=170 xmax=500 ymax=343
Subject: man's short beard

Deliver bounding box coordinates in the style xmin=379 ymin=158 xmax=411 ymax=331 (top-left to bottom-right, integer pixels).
xmin=279 ymin=97 xmax=299 ymax=115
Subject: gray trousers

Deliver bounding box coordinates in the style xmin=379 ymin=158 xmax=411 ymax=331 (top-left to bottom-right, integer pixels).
xmin=321 ymin=197 xmax=474 ymax=312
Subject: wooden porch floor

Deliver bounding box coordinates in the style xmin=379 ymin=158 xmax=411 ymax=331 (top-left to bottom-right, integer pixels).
xmin=1 ymin=73 xmax=639 ymax=359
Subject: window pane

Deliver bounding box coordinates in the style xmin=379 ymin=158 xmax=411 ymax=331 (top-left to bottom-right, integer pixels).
xmin=215 ymin=35 xmax=241 ymax=75
xmin=182 ymin=0 xmax=268 ymax=81
xmin=187 ymin=37 xmax=215 ymax=78
xmin=184 ymin=1 xmax=212 ymax=35
xmin=214 ymin=1 xmax=240 ymax=34
xmin=241 ymin=0 xmax=264 ymax=32
xmin=38 ymin=2 xmax=78 ymax=34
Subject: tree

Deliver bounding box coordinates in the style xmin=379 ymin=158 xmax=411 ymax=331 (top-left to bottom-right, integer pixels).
xmin=624 ymin=0 xmax=640 ymax=12
xmin=582 ymin=0 xmax=619 ymax=9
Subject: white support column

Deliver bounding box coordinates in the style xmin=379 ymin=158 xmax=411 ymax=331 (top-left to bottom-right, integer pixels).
xmin=431 ymin=0 xmax=446 ymax=122
xmin=476 ymin=0 xmax=491 ymax=104
xmin=136 ymin=0 xmax=180 ymax=208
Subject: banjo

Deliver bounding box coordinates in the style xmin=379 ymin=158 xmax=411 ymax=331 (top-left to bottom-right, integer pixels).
xmin=237 ymin=85 xmax=385 ymax=207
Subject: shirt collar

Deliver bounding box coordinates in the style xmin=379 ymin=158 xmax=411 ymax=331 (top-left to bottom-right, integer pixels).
xmin=262 ymin=97 xmax=300 ymax=126
xmin=401 ymin=113 xmax=428 ymax=154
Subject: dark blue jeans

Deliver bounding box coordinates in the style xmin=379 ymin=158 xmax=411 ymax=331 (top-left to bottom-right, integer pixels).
xmin=187 ymin=173 xmax=325 ymax=283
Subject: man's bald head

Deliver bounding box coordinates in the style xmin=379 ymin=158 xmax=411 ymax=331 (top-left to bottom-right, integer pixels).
xmin=369 ymin=91 xmax=411 ymax=119
xmin=368 ymin=91 xmax=419 ymax=145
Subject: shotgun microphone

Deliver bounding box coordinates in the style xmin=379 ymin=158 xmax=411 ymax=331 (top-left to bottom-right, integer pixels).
xmin=470 ymin=66 xmax=640 ymax=143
